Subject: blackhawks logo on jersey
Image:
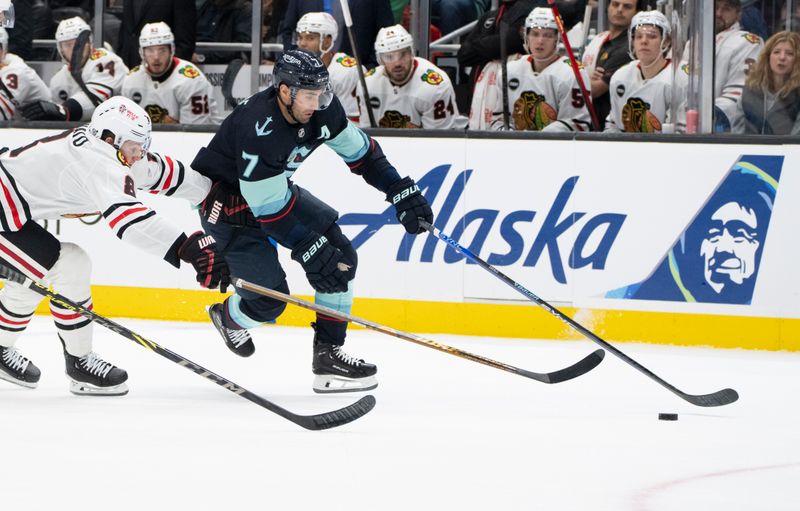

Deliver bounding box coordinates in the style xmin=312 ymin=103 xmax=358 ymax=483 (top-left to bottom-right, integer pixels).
xmin=145 ymin=104 xmax=171 ymax=123
xmin=90 ymin=49 xmax=107 ymax=60
xmin=513 ymin=91 xmax=556 ymax=131
xmin=379 ymin=110 xmax=415 ymax=129
xmin=621 ymin=97 xmax=661 ymax=133
xmin=421 ymin=69 xmax=443 ymax=86
xmin=337 ymin=55 xmax=357 ymax=68
xmin=179 ymin=65 xmax=200 ymax=79
xmin=562 ymin=58 xmax=584 ymax=69
xmin=365 ymin=68 xmax=376 ymax=77
xmin=743 ymin=33 xmax=761 ymax=45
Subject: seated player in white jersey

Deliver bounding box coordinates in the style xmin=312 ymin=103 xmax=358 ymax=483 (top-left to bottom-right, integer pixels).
xmin=294 ymin=12 xmax=363 ymax=122
xmin=21 ymin=16 xmax=128 ymax=121
xmin=122 ymin=22 xmax=218 ymax=125
xmin=491 ymin=7 xmax=591 ymax=132
xmin=605 ymin=10 xmax=680 ymax=133
xmin=0 ymin=96 xmax=228 ymax=396
xmin=359 ymin=24 xmax=459 ymax=129
xmin=0 ymin=27 xmax=52 ymax=119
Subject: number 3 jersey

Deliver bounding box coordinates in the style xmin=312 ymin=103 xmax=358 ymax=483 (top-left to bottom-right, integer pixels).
xmin=358 ymin=56 xmax=459 ymax=129
xmin=49 ymin=48 xmax=128 ymax=120
xmin=122 ymin=57 xmax=219 ymax=125
xmin=0 ymin=53 xmax=52 ymax=119
xmin=492 ymin=55 xmax=592 ymax=132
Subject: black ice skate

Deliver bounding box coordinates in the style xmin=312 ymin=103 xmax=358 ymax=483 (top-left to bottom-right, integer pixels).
xmin=208 ymin=303 xmax=254 ymax=357
xmin=312 ymin=342 xmax=378 ymax=394
xmin=0 ymin=346 xmax=41 ymax=389
xmin=64 ymin=350 xmax=128 ymax=396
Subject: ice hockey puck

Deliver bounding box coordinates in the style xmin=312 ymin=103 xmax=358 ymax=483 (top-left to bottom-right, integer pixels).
xmin=658 ymin=413 xmax=678 ymax=421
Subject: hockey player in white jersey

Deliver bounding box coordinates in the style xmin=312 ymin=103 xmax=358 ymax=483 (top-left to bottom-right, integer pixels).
xmin=0 ymin=27 xmax=52 ymax=119
xmin=295 ymin=12 xmax=362 ymax=122
xmin=0 ymin=96 xmax=228 ymax=395
xmin=359 ymin=24 xmax=459 ymax=129
xmin=22 ymin=16 xmax=128 ymax=121
xmin=605 ymin=10 xmax=679 ymax=133
xmin=712 ymin=0 xmax=764 ymax=131
xmin=123 ymin=22 xmax=218 ymax=125
xmin=491 ymin=7 xmax=591 ymax=132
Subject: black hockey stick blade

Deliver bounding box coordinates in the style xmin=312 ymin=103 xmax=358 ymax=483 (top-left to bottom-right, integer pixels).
xmin=0 ymin=263 xmax=375 ymax=430
xmin=221 ymin=58 xmax=244 ymax=109
xmin=71 ymin=29 xmax=102 ymax=107
xmin=421 ymin=221 xmax=740 ymax=407
xmin=235 ymin=278 xmax=603 ymax=384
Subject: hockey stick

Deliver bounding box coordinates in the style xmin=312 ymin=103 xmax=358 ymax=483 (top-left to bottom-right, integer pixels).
xmin=71 ymin=30 xmax=102 ymax=108
xmin=545 ymin=1 xmax=600 ymax=131
xmin=340 ymin=0 xmax=376 ymax=127
xmin=0 ymin=264 xmax=375 ymax=430
xmin=221 ymin=58 xmax=244 ymax=109
xmin=499 ymin=20 xmax=511 ymax=130
xmin=234 ymin=278 xmax=604 ymax=384
xmin=421 ymin=221 xmax=739 ymax=407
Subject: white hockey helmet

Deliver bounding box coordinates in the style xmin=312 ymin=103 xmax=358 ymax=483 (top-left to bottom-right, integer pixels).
xmin=295 ymin=12 xmax=338 ymax=56
xmin=374 ymin=24 xmax=414 ymax=57
xmin=139 ymin=21 xmax=175 ymax=51
xmin=628 ymin=10 xmax=671 ymax=58
xmin=88 ymin=97 xmax=152 ymax=152
xmin=525 ymin=7 xmax=558 ymax=32
xmin=56 ymin=16 xmax=91 ymax=42
xmin=0 ymin=27 xmax=7 ymax=54
xmin=0 ymin=0 xmax=14 ymax=28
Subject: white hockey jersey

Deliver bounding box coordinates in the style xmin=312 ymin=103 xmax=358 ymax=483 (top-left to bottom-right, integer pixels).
xmin=122 ymin=57 xmax=219 ymax=125
xmin=0 ymin=127 xmax=210 ymax=260
xmin=714 ymin=23 xmax=763 ymax=128
xmin=328 ymin=52 xmax=362 ymax=121
xmin=492 ymin=55 xmax=592 ymax=132
xmin=605 ymin=59 xmax=680 ymax=133
xmin=49 ymin=48 xmax=128 ymax=121
xmin=0 ymin=53 xmax=52 ymax=120
xmin=581 ymin=30 xmax=609 ymax=75
xmin=359 ymin=57 xmax=459 ymax=129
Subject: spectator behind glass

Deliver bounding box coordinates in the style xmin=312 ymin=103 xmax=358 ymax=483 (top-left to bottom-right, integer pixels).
xmin=735 ymin=31 xmax=800 ymax=134
xmin=279 ymin=0 xmax=394 ymax=69
xmin=117 ymin=0 xmax=196 ymax=68
xmin=193 ymin=0 xmax=252 ymax=64
xmin=432 ymin=0 xmax=490 ymax=35
xmin=581 ymin=0 xmax=641 ymax=130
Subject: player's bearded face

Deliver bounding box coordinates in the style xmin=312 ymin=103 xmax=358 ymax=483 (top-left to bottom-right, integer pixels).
xmin=297 ymin=31 xmax=323 ymax=56
xmin=608 ymin=0 xmax=638 ymax=29
xmin=527 ymin=28 xmax=558 ymax=59
xmin=380 ymin=49 xmax=413 ymax=83
xmin=59 ymin=39 xmax=91 ymax=67
xmin=290 ymin=88 xmax=324 ymax=122
xmin=633 ymin=26 xmax=664 ymax=65
xmin=143 ymin=45 xmax=172 ymax=75
xmin=714 ymin=1 xmax=740 ymax=33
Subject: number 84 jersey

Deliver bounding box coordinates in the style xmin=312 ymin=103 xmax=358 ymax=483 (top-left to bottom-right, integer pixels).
xmin=359 ymin=56 xmax=459 ymax=129
xmin=122 ymin=57 xmax=219 ymax=125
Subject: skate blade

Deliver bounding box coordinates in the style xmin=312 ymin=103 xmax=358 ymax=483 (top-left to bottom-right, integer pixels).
xmin=69 ymin=379 xmax=129 ymax=396
xmin=0 ymin=369 xmax=38 ymax=389
xmin=313 ymin=374 xmax=378 ymax=394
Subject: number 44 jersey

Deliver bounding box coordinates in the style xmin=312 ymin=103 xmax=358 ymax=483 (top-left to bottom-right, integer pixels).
xmin=122 ymin=57 xmax=219 ymax=125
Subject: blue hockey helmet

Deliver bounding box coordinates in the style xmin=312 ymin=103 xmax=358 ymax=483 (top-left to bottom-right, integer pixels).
xmin=273 ymin=48 xmax=333 ymax=110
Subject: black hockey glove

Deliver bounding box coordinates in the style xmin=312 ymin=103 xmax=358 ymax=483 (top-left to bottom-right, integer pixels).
xmin=21 ymin=101 xmax=68 ymax=121
xmin=291 ymin=232 xmax=354 ymax=294
xmin=200 ymin=182 xmax=258 ymax=228
xmin=386 ymin=177 xmax=433 ymax=235
xmin=177 ymin=231 xmax=231 ymax=292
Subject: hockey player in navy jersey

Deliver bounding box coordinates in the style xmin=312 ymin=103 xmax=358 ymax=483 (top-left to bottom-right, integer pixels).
xmin=192 ymin=48 xmax=434 ymax=393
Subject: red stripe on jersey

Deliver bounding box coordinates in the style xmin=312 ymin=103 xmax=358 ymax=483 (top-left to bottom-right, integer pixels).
xmin=0 ymin=178 xmax=23 ymax=230
xmin=163 ymin=156 xmax=175 ymax=190
xmin=256 ymin=194 xmax=297 ymax=224
xmin=91 ymin=86 xmax=111 ymax=99
xmin=0 ymin=314 xmax=30 ymax=326
xmin=50 ymin=309 xmax=84 ymax=321
xmin=0 ymin=241 xmax=44 ymax=279
xmin=109 ymin=206 xmax=148 ymax=228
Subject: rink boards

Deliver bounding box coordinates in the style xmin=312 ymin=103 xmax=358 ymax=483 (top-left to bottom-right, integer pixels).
xmin=1 ymin=128 xmax=797 ymax=351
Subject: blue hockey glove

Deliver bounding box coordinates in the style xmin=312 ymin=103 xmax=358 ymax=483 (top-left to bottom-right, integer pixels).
xmin=291 ymin=232 xmax=354 ymax=294
xmin=386 ymin=177 xmax=433 ymax=235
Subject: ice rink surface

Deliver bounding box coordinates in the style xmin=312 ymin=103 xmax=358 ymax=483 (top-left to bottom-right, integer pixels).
xmin=2 ymin=316 xmax=798 ymax=511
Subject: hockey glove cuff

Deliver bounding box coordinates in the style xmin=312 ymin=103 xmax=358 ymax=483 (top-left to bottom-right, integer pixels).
xmin=177 ymin=231 xmax=231 ymax=292
xmin=291 ymin=232 xmax=354 ymax=294
xmin=21 ymin=100 xmax=68 ymax=121
xmin=386 ymin=177 xmax=433 ymax=235
xmin=201 ymin=182 xmax=259 ymax=228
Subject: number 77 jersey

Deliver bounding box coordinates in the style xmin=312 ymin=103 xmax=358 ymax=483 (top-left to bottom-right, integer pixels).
xmin=358 ymin=56 xmax=459 ymax=129
xmin=122 ymin=57 xmax=219 ymax=125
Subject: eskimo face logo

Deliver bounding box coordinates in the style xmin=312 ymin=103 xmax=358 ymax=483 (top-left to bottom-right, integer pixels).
xmin=700 ymin=202 xmax=760 ymax=293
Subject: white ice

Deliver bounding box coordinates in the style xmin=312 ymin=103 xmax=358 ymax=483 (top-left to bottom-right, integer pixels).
xmin=2 ymin=316 xmax=798 ymax=511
